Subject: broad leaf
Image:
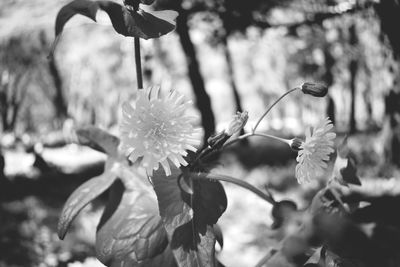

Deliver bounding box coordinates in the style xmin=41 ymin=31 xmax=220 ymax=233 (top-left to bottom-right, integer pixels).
xmin=152 ymin=167 xmax=227 ymax=267
xmin=76 ymin=126 xmax=120 ymax=157
xmin=96 ymin=178 xmax=171 ymax=266
xmin=54 ymin=0 xmax=178 ymax=41
xmin=188 ymin=177 xmax=227 ymax=234
xmin=58 ymin=171 xmax=116 ymax=239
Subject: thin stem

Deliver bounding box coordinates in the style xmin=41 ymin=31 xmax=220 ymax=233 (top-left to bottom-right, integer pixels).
xmin=192 ymin=172 xmax=275 ymax=204
xmin=223 ymin=133 xmax=291 ymax=149
xmin=252 ymin=87 xmax=300 ymax=133
xmin=254 ymin=248 xmax=276 ymax=267
xmin=252 ymin=133 xmax=292 ymax=145
xmin=197 ymin=132 xmax=292 ymax=164
xmin=134 ymin=37 xmax=143 ymax=89
xmin=222 ymin=133 xmax=252 ymax=148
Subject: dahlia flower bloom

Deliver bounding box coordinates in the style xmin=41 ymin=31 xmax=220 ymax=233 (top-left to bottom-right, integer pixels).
xmin=120 ymin=87 xmax=201 ymax=176
xmin=295 ymin=118 xmax=336 ymax=184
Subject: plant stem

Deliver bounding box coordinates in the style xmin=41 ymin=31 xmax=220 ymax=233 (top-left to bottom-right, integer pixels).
xmin=252 ymin=87 xmax=300 ymax=133
xmin=254 ymin=248 xmax=276 ymax=267
xmin=192 ymin=172 xmax=275 ymax=204
xmin=134 ymin=37 xmax=143 ymax=89
xmin=197 ymin=132 xmax=292 ymax=165
xmin=223 ymin=132 xmax=291 ymax=148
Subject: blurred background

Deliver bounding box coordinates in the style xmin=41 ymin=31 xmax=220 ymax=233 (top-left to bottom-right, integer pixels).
xmin=1 ymin=0 xmax=400 ymax=266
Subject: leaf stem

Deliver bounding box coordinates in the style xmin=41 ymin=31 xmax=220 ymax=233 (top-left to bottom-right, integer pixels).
xmin=192 ymin=172 xmax=275 ymax=204
xmin=252 ymin=87 xmax=300 ymax=133
xmin=134 ymin=37 xmax=143 ymax=89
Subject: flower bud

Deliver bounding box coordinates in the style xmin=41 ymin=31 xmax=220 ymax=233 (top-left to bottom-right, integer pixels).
xmin=301 ymin=82 xmax=328 ymax=97
xmin=226 ymin=111 xmax=249 ymax=136
xmin=207 ymin=131 xmax=229 ymax=149
xmin=290 ymin=138 xmax=303 ymax=152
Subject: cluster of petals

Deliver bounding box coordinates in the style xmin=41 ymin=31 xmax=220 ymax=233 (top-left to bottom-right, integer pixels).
xmin=120 ymin=87 xmax=201 ymax=176
xmin=295 ymin=118 xmax=336 ymax=183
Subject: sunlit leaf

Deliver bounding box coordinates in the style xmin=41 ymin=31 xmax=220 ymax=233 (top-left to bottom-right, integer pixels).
xmin=96 ymin=178 xmax=171 ymax=266
xmin=129 ymin=8 xmax=178 ymax=39
xmin=51 ymin=0 xmax=178 ymax=56
xmin=76 ymin=126 xmax=120 ymax=157
xmin=58 ymin=171 xmax=116 ymax=240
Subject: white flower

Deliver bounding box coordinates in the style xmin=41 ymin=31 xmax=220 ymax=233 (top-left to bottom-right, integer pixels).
xmin=120 ymin=87 xmax=201 ymax=176
xmin=295 ymin=118 xmax=336 ymax=184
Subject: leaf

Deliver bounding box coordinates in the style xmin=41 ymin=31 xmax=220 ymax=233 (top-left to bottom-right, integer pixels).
xmin=55 ymin=0 xmax=100 ymax=36
xmin=128 ymin=8 xmax=178 ymax=39
xmin=96 ymin=178 xmax=171 ymax=266
xmin=186 ymin=175 xmax=227 ymax=235
xmin=331 ymin=146 xmax=361 ymax=186
xmin=152 ymin=167 xmax=226 ymax=267
xmin=58 ymin=171 xmax=116 ymax=239
xmin=76 ymin=126 xmax=120 ymax=157
xmin=340 ymin=158 xmax=361 ymax=185
xmin=53 ymin=0 xmax=178 ymax=43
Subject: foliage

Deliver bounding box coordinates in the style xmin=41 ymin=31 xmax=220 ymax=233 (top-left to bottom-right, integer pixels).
xmin=20 ymin=0 xmax=400 ymax=266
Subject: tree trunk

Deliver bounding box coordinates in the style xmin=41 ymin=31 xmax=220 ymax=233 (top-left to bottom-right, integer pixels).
xmin=175 ymin=10 xmax=216 ymax=144
xmin=0 ymin=90 xmax=8 ymax=131
xmin=0 ymin=150 xmax=4 ymax=178
xmin=349 ymin=24 xmax=358 ymax=134
xmin=324 ymin=48 xmax=336 ymax=125
xmin=375 ymin=0 xmax=400 ymax=166
xmin=363 ymin=68 xmax=374 ymax=129
xmin=221 ymin=35 xmax=248 ymax=140
xmin=222 ymin=35 xmax=243 ymax=113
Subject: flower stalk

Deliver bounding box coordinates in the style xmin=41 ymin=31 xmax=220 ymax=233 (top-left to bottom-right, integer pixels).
xmin=252 ymin=87 xmax=300 ymax=133
xmin=134 ymin=37 xmax=143 ymax=89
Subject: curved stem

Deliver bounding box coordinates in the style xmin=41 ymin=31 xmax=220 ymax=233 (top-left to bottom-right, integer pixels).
xmin=134 ymin=37 xmax=143 ymax=89
xmin=252 ymin=133 xmax=291 ymax=145
xmin=223 ymin=133 xmax=291 ymax=149
xmin=222 ymin=133 xmax=252 ymax=148
xmin=197 ymin=132 xmax=292 ymax=165
xmin=252 ymin=87 xmax=300 ymax=133
xmin=192 ymin=172 xmax=275 ymax=204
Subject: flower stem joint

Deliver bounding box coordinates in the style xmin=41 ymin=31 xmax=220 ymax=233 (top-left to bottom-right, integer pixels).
xmin=207 ymin=111 xmax=249 ymax=149
xmin=301 ymin=82 xmax=328 ymax=97
xmin=289 ymin=138 xmax=303 ymax=152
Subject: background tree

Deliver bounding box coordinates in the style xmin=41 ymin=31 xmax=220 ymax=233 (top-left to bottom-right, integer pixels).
xmin=375 ymin=0 xmax=400 ymax=166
